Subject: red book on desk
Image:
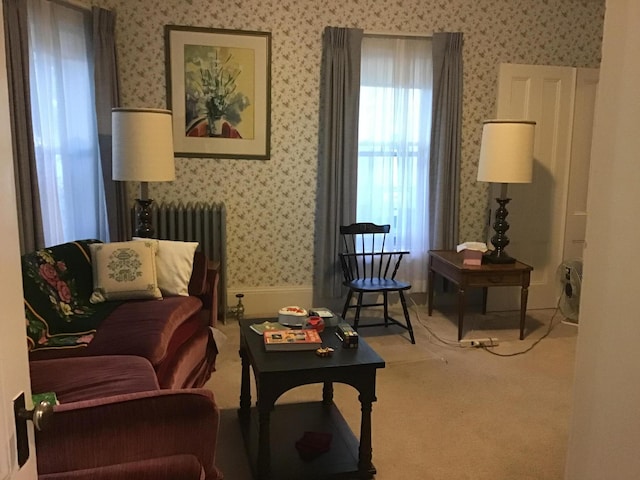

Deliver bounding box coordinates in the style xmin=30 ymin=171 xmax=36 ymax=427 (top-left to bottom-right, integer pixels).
xmin=263 ymin=329 xmax=322 ymax=351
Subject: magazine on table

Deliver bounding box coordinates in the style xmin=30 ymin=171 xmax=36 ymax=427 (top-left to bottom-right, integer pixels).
xmin=250 ymin=321 xmax=289 ymax=335
xmin=263 ymin=329 xmax=322 ymax=351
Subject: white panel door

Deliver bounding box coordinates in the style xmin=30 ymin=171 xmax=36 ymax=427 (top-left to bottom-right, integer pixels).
xmin=0 ymin=5 xmax=38 ymax=478
xmin=563 ymin=68 xmax=599 ymax=261
xmin=487 ymin=63 xmax=577 ymax=310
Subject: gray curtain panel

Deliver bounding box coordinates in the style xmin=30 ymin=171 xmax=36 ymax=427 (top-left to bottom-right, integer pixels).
xmin=313 ymin=27 xmax=363 ymax=309
xmin=429 ymin=32 xmax=463 ymax=250
xmin=92 ymin=7 xmax=130 ymax=242
xmin=3 ymin=0 xmax=45 ymax=253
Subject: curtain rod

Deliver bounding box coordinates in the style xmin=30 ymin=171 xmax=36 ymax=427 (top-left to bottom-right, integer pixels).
xmin=51 ymin=0 xmax=91 ymax=12
xmin=364 ymin=30 xmax=432 ymax=39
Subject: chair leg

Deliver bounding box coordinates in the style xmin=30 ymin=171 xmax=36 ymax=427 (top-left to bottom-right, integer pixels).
xmin=383 ymin=292 xmax=389 ymax=327
xmin=399 ymin=291 xmax=415 ymax=344
xmin=342 ymin=290 xmax=354 ymax=319
xmin=353 ymin=292 xmax=364 ymax=331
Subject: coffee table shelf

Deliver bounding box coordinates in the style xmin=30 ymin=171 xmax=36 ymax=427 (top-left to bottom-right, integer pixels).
xmin=241 ymin=401 xmax=365 ymax=479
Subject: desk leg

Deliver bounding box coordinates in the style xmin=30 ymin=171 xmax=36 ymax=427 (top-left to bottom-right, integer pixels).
xmin=427 ymin=267 xmax=434 ymax=316
xmin=520 ymin=286 xmax=529 ymax=340
xmin=482 ymin=287 xmax=488 ymax=315
xmin=457 ymin=287 xmax=466 ymax=341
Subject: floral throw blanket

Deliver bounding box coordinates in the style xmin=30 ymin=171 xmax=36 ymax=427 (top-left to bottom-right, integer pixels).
xmin=22 ymin=240 xmax=122 ymax=351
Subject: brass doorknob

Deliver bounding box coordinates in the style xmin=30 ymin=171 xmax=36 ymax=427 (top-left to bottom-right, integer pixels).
xmin=18 ymin=400 xmax=54 ymax=431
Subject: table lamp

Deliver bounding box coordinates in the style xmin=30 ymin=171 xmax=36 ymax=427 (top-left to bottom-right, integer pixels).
xmin=477 ymin=120 xmax=536 ymax=264
xmin=112 ymin=108 xmax=176 ymax=238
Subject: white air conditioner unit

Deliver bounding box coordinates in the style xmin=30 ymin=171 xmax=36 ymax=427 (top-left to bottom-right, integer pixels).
xmin=556 ymin=259 xmax=583 ymax=325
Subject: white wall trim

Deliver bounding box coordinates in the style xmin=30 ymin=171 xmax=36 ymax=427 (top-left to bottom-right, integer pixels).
xmin=227 ymin=285 xmax=313 ymax=319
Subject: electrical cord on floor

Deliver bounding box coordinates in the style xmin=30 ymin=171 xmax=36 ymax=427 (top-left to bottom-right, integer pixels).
xmin=404 ymin=295 xmax=564 ymax=356
xmin=407 ymin=296 xmax=460 ymax=349
xmin=479 ymin=297 xmax=563 ymax=357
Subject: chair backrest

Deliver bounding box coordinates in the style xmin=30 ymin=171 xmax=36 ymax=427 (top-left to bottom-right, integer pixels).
xmin=339 ymin=222 xmax=407 ymax=282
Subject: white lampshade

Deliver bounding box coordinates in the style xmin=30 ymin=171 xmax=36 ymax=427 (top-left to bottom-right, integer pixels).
xmin=477 ymin=120 xmax=536 ymax=184
xmin=112 ymin=108 xmax=176 ymax=182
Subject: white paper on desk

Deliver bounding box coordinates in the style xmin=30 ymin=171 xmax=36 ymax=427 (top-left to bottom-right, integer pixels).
xmin=456 ymin=241 xmax=488 ymax=253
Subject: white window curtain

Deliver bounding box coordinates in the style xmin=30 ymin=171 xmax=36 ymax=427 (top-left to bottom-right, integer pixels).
xmin=357 ymin=36 xmax=433 ymax=291
xmin=27 ymin=0 xmax=109 ymax=246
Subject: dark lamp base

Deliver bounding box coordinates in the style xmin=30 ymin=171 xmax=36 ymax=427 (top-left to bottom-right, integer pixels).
xmin=135 ymin=198 xmax=154 ymax=238
xmin=485 ymin=197 xmax=517 ymax=264
xmin=483 ymin=250 xmax=516 ymax=264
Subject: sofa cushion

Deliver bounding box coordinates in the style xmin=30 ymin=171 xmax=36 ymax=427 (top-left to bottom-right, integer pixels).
xmin=72 ymin=296 xmax=203 ymax=366
xmin=30 ymin=356 xmax=159 ymax=404
xmin=134 ymin=238 xmax=199 ymax=297
xmin=89 ymin=240 xmax=162 ymax=303
xmin=22 ymin=240 xmax=123 ymax=351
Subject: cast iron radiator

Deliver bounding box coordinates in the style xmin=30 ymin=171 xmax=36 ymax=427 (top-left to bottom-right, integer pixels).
xmin=131 ymin=201 xmax=227 ymax=319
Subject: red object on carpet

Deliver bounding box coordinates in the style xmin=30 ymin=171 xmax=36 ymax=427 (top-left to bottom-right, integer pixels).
xmin=295 ymin=431 xmax=333 ymax=461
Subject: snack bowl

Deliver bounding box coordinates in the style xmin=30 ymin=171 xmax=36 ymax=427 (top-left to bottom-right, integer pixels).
xmin=278 ymin=306 xmax=308 ymax=326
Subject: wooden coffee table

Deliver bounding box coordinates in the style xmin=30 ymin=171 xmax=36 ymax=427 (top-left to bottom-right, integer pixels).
xmin=427 ymin=250 xmax=533 ymax=340
xmin=238 ymin=319 xmax=385 ymax=479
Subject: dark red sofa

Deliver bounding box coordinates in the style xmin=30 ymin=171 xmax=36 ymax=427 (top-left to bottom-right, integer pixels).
xmin=23 ymin=239 xmax=219 ymax=389
xmin=22 ymin=240 xmax=224 ymax=479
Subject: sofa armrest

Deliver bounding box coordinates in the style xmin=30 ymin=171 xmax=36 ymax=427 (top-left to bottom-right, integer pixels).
xmin=189 ymin=253 xmax=219 ymax=328
xmin=204 ymin=260 xmax=220 ymax=328
xmin=189 ymin=251 xmax=209 ymax=296
xmin=36 ymin=389 xmax=222 ymax=480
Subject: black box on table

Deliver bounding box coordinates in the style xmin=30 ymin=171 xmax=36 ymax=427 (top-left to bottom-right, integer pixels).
xmin=336 ymin=323 xmax=359 ymax=348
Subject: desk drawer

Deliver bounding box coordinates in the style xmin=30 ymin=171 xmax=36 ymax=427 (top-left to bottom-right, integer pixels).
xmin=466 ymin=271 xmax=524 ymax=287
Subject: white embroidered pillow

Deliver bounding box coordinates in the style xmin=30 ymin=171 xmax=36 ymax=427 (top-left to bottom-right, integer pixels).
xmin=89 ymin=241 xmax=162 ymax=303
xmin=134 ymin=238 xmax=198 ymax=297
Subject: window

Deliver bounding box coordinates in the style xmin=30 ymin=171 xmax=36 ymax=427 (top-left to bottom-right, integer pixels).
xmin=357 ymin=35 xmax=433 ymax=290
xmin=27 ymin=0 xmax=108 ymax=246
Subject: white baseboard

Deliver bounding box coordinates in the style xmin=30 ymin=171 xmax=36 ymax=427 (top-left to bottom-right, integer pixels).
xmin=226 ymin=285 xmax=313 ymax=319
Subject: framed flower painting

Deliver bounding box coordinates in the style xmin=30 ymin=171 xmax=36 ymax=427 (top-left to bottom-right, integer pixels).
xmin=165 ymin=25 xmax=271 ymax=159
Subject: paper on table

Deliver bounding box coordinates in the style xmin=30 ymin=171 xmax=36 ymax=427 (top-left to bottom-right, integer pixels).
xmin=456 ymin=242 xmax=488 ymax=253
xmin=309 ymin=308 xmax=334 ymax=318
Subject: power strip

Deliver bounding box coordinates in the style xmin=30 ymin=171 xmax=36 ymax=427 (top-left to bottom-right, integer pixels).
xmin=459 ymin=337 xmax=499 ymax=348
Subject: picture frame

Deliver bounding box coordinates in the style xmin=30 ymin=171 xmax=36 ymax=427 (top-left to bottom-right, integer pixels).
xmin=165 ymin=25 xmax=271 ymax=159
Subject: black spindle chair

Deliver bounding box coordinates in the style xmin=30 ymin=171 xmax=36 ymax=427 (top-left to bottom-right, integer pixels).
xmin=338 ymin=222 xmax=415 ymax=344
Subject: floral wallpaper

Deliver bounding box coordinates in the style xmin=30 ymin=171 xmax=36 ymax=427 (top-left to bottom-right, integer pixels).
xmin=91 ymin=0 xmax=604 ymax=289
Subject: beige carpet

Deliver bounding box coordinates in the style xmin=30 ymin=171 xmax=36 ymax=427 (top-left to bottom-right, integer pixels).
xmin=205 ymin=298 xmax=577 ymax=479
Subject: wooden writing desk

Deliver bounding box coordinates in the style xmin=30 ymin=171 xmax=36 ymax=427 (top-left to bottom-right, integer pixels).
xmin=427 ymin=250 xmax=533 ymax=340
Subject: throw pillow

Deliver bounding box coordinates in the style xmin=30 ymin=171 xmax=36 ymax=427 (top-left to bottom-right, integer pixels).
xmin=133 ymin=238 xmax=199 ymax=296
xmin=89 ymin=240 xmax=162 ymax=303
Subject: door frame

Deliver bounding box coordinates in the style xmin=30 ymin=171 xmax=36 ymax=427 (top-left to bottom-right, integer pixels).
xmin=0 ymin=3 xmax=38 ymax=478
